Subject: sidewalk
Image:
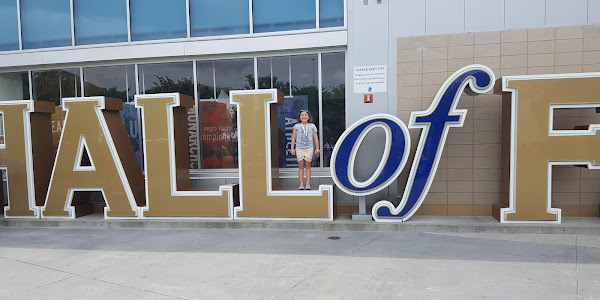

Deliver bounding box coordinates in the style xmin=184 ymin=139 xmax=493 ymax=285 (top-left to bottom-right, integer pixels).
xmin=2 ymin=214 xmax=600 ymax=234
xmin=0 ymin=226 xmax=599 ymax=299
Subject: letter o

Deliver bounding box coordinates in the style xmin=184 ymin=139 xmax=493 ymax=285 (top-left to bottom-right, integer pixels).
xmin=330 ymin=114 xmax=410 ymax=196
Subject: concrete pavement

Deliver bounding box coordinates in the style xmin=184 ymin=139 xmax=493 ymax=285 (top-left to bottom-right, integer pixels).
xmin=2 ymin=215 xmax=600 ymax=234
xmin=0 ymin=227 xmax=599 ymax=299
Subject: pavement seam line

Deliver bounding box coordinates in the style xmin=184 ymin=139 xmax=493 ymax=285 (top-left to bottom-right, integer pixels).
xmin=0 ymin=251 xmax=190 ymax=300
xmin=0 ymin=229 xmax=214 ymax=300
xmin=0 ymin=256 xmax=79 ymax=276
xmin=0 ymin=275 xmax=76 ymax=300
xmin=76 ymin=231 xmax=219 ymax=300
xmin=351 ymin=234 xmax=383 ymax=252
xmin=80 ymin=230 xmax=218 ymax=275
xmin=271 ymin=234 xmax=384 ymax=300
xmin=0 ymin=256 xmax=77 ymax=300
xmin=77 ymin=274 xmax=190 ymax=300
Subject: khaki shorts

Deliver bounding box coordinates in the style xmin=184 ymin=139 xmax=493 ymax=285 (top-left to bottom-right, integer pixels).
xmin=296 ymin=147 xmax=313 ymax=162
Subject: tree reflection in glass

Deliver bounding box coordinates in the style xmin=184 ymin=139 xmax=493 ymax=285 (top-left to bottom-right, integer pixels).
xmin=84 ymin=65 xmax=135 ymax=102
xmin=196 ymin=59 xmax=254 ymax=169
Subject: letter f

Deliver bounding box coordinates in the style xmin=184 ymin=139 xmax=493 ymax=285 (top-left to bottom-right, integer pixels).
xmin=373 ymin=65 xmax=495 ymax=221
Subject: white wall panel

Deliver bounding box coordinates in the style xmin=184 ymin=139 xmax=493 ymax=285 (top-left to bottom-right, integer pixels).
xmin=391 ymin=0 xmax=426 ymax=37
xmin=505 ymin=0 xmax=545 ymax=29
xmin=589 ymin=0 xmax=600 ymax=24
xmin=185 ymin=31 xmax=347 ymax=56
xmin=546 ymin=0 xmax=587 ymax=27
xmin=465 ymin=0 xmax=504 ymax=32
xmin=426 ymin=0 xmax=465 ymax=35
xmin=0 ymin=52 xmax=43 ymax=69
xmin=43 ymin=43 xmax=186 ymax=65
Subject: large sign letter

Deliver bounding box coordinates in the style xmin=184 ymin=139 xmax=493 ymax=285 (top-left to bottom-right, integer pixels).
xmin=136 ymin=94 xmax=234 ymax=218
xmin=1 ymin=101 xmax=54 ymax=218
xmin=42 ymin=97 xmax=145 ymax=218
xmin=500 ymin=75 xmax=600 ymax=223
xmin=331 ymin=114 xmax=410 ymax=196
xmin=231 ymin=90 xmax=333 ymax=220
xmin=373 ymin=65 xmax=495 ymax=222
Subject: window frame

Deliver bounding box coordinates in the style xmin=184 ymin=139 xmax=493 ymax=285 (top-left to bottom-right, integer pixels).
xmin=19 ymin=0 xmax=73 ymax=50
xmin=0 ymin=48 xmax=345 ymax=179
xmin=72 ymin=0 xmax=129 ymax=46
xmin=1 ymin=0 xmax=346 ymax=52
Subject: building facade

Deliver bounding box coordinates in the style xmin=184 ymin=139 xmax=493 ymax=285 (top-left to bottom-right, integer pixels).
xmin=1 ymin=0 xmax=600 ymax=219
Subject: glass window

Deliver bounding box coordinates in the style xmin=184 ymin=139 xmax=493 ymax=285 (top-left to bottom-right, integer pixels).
xmin=320 ymin=0 xmax=344 ymax=28
xmin=32 ymin=69 xmax=81 ymax=106
xmin=0 ymin=71 xmax=30 ymax=145
xmin=0 ymin=1 xmax=19 ymax=51
xmin=139 ymin=61 xmax=197 ymax=168
xmin=130 ymin=0 xmax=187 ymax=41
xmin=256 ymin=58 xmax=271 ymax=89
xmin=74 ymin=0 xmax=128 ymax=45
xmin=139 ymin=62 xmax=193 ymax=96
xmin=260 ymin=55 xmax=319 ymax=168
xmin=321 ymin=52 xmax=345 ymax=167
xmin=197 ymin=59 xmax=254 ymax=169
xmin=83 ymin=65 xmax=135 ymax=102
xmin=0 ymin=72 xmax=30 ymax=100
xmin=272 ymin=57 xmax=291 ymax=95
xmin=120 ymin=102 xmax=144 ymax=169
xmin=20 ymin=0 xmax=72 ymax=49
xmin=258 ymin=56 xmax=294 ymax=168
xmin=198 ymin=98 xmax=237 ymax=169
xmin=84 ymin=65 xmax=140 ymax=168
xmin=259 ymin=53 xmax=345 ymax=169
xmin=196 ymin=61 xmax=215 ymax=99
xmin=214 ymin=59 xmax=254 ymax=95
xmin=257 ymin=56 xmax=290 ymax=95
xmin=290 ymin=54 xmax=319 ymax=167
xmin=32 ymin=68 xmax=81 ymax=155
xmin=190 ymin=0 xmax=249 ymax=37
xmin=253 ymin=0 xmax=316 ymax=33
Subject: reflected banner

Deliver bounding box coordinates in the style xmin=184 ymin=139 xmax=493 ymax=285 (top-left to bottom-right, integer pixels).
xmin=277 ymin=95 xmax=308 ymax=168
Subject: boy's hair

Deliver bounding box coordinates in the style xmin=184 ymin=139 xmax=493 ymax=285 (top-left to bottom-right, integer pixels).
xmin=296 ymin=109 xmax=313 ymax=123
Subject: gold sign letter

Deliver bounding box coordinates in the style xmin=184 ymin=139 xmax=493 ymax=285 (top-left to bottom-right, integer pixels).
xmin=136 ymin=93 xmax=234 ymax=218
xmin=42 ymin=97 xmax=145 ymax=218
xmin=502 ymin=75 xmax=600 ymax=223
xmin=231 ymin=90 xmax=333 ymax=220
xmin=1 ymin=101 xmax=54 ymax=218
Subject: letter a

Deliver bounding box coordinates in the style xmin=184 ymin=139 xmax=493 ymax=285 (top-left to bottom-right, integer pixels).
xmin=231 ymin=89 xmax=333 ymax=220
xmin=1 ymin=101 xmax=54 ymax=218
xmin=42 ymin=97 xmax=145 ymax=218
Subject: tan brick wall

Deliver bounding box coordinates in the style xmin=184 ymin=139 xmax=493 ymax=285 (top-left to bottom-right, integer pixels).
xmin=397 ymin=25 xmax=600 ymax=217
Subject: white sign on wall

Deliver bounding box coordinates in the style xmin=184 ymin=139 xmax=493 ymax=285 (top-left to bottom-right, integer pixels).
xmin=353 ymin=65 xmax=387 ymax=94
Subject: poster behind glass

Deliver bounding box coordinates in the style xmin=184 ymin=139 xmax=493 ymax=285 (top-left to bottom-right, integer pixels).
xmin=120 ymin=103 xmax=144 ymax=169
xmin=277 ymin=95 xmax=308 ymax=168
xmin=199 ymin=98 xmax=237 ymax=169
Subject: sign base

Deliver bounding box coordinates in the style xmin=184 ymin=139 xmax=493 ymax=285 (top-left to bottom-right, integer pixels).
xmin=352 ymin=213 xmax=373 ymax=221
xmin=351 ymin=196 xmax=372 ymax=221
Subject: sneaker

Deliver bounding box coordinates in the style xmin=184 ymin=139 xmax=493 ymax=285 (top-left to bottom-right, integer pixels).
xmin=299 ymin=184 xmax=304 ymax=190
xmin=305 ymin=184 xmax=311 ymax=190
